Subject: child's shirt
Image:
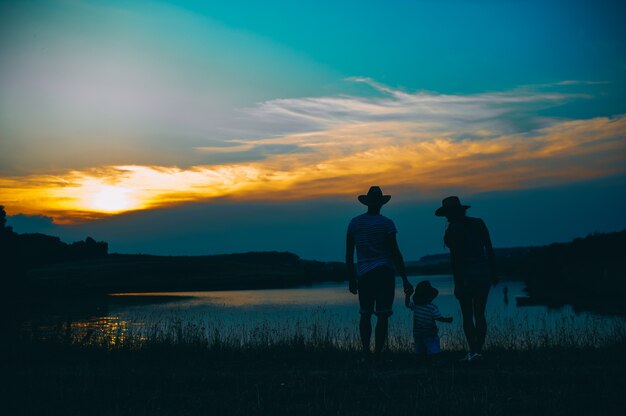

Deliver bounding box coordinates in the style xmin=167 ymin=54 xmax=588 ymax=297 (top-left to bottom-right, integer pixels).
xmin=408 ymin=302 xmax=442 ymax=337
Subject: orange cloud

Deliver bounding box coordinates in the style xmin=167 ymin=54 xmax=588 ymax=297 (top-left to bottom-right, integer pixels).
xmin=1 ymin=115 xmax=624 ymax=223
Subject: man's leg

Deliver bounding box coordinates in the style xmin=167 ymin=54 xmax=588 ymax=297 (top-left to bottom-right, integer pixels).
xmin=372 ymin=267 xmax=395 ymax=355
xmin=359 ymin=313 xmax=372 ymax=353
xmin=373 ymin=315 xmax=389 ymax=354
xmin=357 ymin=273 xmax=375 ymax=354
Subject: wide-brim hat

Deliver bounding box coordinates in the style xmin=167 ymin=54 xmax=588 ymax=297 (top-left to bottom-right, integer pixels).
xmin=358 ymin=186 xmax=391 ymax=206
xmin=414 ymin=281 xmax=439 ymax=303
xmin=435 ymin=196 xmax=471 ymax=217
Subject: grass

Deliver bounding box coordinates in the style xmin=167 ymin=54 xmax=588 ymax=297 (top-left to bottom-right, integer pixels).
xmin=5 ymin=315 xmax=626 ymax=416
xmin=4 ymin=340 xmax=626 ymax=416
xmin=20 ymin=304 xmax=626 ymax=351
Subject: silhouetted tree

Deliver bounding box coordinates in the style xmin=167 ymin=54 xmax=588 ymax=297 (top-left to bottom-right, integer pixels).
xmin=0 ymin=205 xmax=26 ymax=286
xmin=504 ymin=230 xmax=626 ymax=309
xmin=69 ymin=236 xmax=108 ymax=259
xmin=18 ymin=233 xmax=68 ymax=266
xmin=0 ymin=206 xmax=110 ymax=271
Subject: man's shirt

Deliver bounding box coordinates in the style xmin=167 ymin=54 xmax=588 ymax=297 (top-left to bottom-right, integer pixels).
xmin=347 ymin=213 xmax=397 ymax=277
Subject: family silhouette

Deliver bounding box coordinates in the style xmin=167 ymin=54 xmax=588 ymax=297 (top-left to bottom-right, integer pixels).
xmin=346 ymin=187 xmax=497 ymax=364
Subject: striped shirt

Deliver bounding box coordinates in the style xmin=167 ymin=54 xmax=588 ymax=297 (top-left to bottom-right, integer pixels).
xmin=347 ymin=213 xmax=397 ymax=277
xmin=408 ymin=302 xmax=442 ymax=337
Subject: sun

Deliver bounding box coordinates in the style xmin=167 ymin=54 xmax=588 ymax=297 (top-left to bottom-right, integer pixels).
xmin=90 ymin=186 xmax=136 ymax=213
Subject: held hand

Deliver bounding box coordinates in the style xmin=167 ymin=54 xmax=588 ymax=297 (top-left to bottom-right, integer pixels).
xmin=349 ymin=277 xmax=358 ymax=295
xmin=403 ymin=280 xmax=414 ymax=295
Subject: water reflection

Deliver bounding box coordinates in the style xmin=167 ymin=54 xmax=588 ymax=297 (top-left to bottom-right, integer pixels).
xmin=19 ymin=276 xmax=626 ymax=350
xmin=69 ymin=317 xmax=136 ymax=346
xmin=20 ymin=315 xmax=138 ymax=347
xmin=112 ymin=286 xmax=357 ymax=307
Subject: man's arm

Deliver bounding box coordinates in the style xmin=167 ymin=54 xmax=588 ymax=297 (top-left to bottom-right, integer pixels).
xmin=387 ymin=233 xmax=413 ymax=294
xmin=434 ymin=316 xmax=453 ymax=323
xmin=404 ymin=293 xmax=411 ymax=308
xmin=345 ymin=232 xmax=357 ymax=294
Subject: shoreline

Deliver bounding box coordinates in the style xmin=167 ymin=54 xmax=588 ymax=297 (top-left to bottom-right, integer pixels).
xmin=11 ymin=275 xmax=625 ymax=317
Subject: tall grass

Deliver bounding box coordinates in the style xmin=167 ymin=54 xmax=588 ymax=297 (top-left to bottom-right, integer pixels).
xmin=10 ymin=308 xmax=626 ymax=416
xmin=20 ymin=306 xmax=626 ymax=352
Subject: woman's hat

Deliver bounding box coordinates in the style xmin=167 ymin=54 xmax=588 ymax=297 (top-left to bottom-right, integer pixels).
xmin=358 ymin=186 xmax=391 ymax=206
xmin=435 ymin=196 xmax=471 ymax=217
xmin=413 ymin=280 xmax=439 ymax=303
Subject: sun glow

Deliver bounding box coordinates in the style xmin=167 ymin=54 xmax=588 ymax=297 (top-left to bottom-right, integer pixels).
xmin=89 ymin=186 xmax=136 ymax=212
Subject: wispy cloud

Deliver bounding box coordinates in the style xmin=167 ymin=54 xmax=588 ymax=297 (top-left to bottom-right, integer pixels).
xmin=245 ymin=77 xmax=584 ymax=131
xmin=555 ymin=80 xmax=610 ymax=86
xmin=1 ymin=80 xmax=624 ymax=222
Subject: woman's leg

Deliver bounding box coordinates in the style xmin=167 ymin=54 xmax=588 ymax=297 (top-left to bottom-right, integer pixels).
xmin=458 ymin=296 xmax=477 ymax=353
xmin=472 ymin=290 xmax=489 ymax=353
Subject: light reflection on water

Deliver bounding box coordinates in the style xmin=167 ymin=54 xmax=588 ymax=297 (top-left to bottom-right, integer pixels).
xmin=25 ymin=275 xmax=626 ymax=350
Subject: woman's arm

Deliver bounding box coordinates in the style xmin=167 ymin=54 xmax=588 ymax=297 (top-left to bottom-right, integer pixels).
xmin=481 ymin=219 xmax=497 ymax=285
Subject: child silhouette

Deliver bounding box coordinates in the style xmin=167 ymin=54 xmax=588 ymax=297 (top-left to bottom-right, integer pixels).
xmin=405 ymin=280 xmax=453 ymax=363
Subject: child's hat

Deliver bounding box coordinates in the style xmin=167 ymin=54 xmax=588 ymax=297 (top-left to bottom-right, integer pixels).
xmin=413 ymin=281 xmax=439 ymax=303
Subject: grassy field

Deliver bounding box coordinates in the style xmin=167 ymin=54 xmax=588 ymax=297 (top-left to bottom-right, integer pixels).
xmin=5 ymin=323 xmax=626 ymax=416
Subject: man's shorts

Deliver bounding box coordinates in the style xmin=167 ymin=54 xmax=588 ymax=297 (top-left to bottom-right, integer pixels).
xmin=358 ymin=266 xmax=395 ymax=317
xmin=413 ymin=334 xmax=441 ymax=356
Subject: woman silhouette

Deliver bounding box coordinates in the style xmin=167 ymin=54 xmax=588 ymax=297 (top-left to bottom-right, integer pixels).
xmin=435 ymin=196 xmax=497 ymax=362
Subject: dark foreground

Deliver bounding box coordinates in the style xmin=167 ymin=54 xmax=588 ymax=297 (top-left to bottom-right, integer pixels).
xmin=4 ymin=341 xmax=626 ymax=416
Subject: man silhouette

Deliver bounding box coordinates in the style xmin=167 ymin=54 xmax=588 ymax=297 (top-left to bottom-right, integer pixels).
xmin=346 ymin=186 xmax=413 ymax=361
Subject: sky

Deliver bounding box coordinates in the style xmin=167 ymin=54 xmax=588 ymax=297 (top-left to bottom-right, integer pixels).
xmin=1 ymin=0 xmax=625 ymax=260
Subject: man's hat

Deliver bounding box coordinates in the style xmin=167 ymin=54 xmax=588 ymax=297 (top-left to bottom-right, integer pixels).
xmin=413 ymin=280 xmax=439 ymax=304
xmin=358 ymin=186 xmax=391 ymax=206
xmin=435 ymin=196 xmax=471 ymax=217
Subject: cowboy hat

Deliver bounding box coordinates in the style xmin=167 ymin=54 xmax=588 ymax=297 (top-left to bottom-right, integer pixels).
xmin=358 ymin=186 xmax=391 ymax=206
xmin=435 ymin=196 xmax=471 ymax=217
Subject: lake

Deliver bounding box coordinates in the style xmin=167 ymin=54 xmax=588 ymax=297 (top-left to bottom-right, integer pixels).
xmin=20 ymin=275 xmax=626 ymax=350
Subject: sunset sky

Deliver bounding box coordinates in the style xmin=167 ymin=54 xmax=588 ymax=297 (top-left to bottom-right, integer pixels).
xmin=1 ymin=0 xmax=625 ymax=260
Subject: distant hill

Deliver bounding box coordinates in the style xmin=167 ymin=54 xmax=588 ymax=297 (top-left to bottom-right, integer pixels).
xmin=24 ymin=251 xmax=345 ymax=294
xmin=0 ymin=205 xmax=346 ymax=294
xmin=2 ymin=205 xmax=625 ymax=311
xmin=510 ymin=230 xmax=626 ymax=313
xmin=407 ymin=230 xmax=626 ymax=313
xmin=406 ymin=247 xmax=531 ymax=275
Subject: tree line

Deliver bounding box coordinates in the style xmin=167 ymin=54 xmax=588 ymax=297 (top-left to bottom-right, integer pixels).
xmin=0 ymin=206 xmax=108 ymax=286
xmin=2 ymin=204 xmax=624 ymax=309
xmin=514 ymin=229 xmax=626 ymax=307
